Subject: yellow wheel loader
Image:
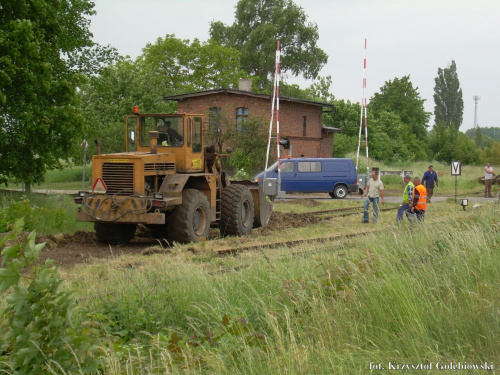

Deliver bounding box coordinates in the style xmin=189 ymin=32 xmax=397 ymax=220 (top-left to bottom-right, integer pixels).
xmin=75 ymin=109 xmax=274 ymax=245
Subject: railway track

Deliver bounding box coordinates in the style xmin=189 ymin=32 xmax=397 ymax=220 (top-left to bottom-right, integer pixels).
xmin=215 ymin=205 xmax=398 ymax=255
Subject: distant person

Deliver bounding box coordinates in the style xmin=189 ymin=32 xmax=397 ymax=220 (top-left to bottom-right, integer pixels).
xmin=361 ymin=170 xmax=385 ymax=223
xmin=422 ymin=165 xmax=438 ymax=202
xmin=396 ymin=174 xmax=414 ymax=224
xmin=484 ymin=162 xmax=495 ymax=198
xmin=407 ymin=177 xmax=427 ymax=223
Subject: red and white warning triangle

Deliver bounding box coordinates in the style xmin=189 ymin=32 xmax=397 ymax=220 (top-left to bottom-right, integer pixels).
xmin=92 ymin=177 xmax=107 ymax=194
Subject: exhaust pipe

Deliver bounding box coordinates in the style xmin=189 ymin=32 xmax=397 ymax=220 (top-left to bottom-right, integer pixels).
xmin=149 ymin=131 xmax=159 ymax=154
xmin=95 ymin=139 xmax=101 ymax=155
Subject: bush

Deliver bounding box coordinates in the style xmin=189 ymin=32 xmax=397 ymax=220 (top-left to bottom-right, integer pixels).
xmin=0 ymin=196 xmax=66 ymax=233
xmin=0 ymin=221 xmax=100 ymax=373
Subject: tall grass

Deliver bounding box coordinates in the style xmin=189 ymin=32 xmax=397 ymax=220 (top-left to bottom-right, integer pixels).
xmin=0 ymin=191 xmax=91 ymax=234
xmin=67 ymin=205 xmax=499 ymax=374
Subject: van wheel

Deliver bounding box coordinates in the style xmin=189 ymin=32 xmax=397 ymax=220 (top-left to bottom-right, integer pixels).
xmin=358 ymin=188 xmax=364 ymax=195
xmin=220 ymin=184 xmax=255 ymax=236
xmin=333 ymin=185 xmax=348 ymax=199
xmin=94 ymin=223 xmax=136 ymax=245
xmin=168 ymin=189 xmax=210 ymax=243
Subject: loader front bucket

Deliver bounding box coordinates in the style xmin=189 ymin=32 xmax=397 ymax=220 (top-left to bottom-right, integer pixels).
xmin=232 ymin=181 xmax=273 ymax=228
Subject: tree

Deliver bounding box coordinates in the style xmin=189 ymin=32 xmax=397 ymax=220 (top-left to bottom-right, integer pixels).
xmin=0 ymin=0 xmax=95 ymax=188
xmin=80 ymin=35 xmax=245 ymax=153
xmin=369 ymin=75 xmax=430 ymax=140
xmin=433 ymin=60 xmax=464 ymax=130
xmin=139 ymin=35 xmax=244 ymax=92
xmin=210 ymin=0 xmax=328 ymax=87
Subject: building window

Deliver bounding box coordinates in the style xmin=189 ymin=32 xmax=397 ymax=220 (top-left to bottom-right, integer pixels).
xmin=303 ymin=116 xmax=307 ymax=136
xmin=209 ymin=107 xmax=221 ymax=132
xmin=236 ymin=107 xmax=249 ymax=132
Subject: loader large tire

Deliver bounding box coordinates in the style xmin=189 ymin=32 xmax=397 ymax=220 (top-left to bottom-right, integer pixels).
xmin=219 ymin=184 xmax=255 ymax=236
xmin=167 ymin=189 xmax=210 ymax=244
xmin=94 ymin=223 xmax=136 ymax=245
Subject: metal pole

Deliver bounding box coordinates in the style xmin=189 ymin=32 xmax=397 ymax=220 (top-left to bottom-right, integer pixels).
xmin=81 ymin=140 xmax=88 ymax=190
xmin=363 ymin=39 xmax=370 ymax=176
xmin=455 ymin=175 xmax=457 ymax=203
xmin=276 ymin=40 xmax=282 ymax=195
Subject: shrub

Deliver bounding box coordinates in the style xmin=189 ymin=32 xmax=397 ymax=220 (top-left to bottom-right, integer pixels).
xmin=0 ymin=220 xmax=100 ymax=373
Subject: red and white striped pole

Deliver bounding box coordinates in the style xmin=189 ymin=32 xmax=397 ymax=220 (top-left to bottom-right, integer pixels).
xmin=276 ymin=40 xmax=281 ymax=172
xmin=363 ymin=39 xmax=369 ymax=176
xmin=356 ymin=38 xmax=369 ymax=175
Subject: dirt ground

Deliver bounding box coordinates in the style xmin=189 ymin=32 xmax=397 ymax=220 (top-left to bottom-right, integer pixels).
xmin=1 ymin=209 xmax=324 ymax=268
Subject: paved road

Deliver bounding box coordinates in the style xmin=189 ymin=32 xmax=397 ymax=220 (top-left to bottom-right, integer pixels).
xmin=2 ymin=188 xmax=498 ymax=204
xmin=280 ymin=193 xmax=498 ymax=204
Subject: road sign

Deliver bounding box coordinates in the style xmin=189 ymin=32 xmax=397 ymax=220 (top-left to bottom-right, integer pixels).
xmin=92 ymin=177 xmax=107 ymax=194
xmin=451 ymin=161 xmax=461 ymax=176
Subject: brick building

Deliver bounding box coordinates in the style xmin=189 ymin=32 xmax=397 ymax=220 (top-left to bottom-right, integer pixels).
xmin=163 ymin=84 xmax=339 ymax=158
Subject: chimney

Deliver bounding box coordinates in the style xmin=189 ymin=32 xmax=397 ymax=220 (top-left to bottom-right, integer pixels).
xmin=238 ymin=78 xmax=252 ymax=92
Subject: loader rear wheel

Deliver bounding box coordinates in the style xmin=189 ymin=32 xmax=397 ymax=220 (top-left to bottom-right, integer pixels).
xmin=219 ymin=184 xmax=255 ymax=237
xmin=94 ymin=223 xmax=136 ymax=245
xmin=167 ymin=189 xmax=210 ymax=244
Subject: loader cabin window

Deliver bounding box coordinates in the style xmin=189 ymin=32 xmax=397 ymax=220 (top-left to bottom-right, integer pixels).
xmin=193 ymin=117 xmax=202 ymax=153
xmin=139 ymin=116 xmax=184 ymax=147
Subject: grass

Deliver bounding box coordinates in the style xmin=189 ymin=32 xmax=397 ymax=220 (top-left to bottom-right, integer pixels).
xmin=2 ymin=164 xmax=92 ymax=191
xmin=0 ymin=191 xmax=92 ymax=234
xmin=57 ymin=200 xmax=499 ymax=374
xmin=347 ymin=154 xmax=488 ymax=196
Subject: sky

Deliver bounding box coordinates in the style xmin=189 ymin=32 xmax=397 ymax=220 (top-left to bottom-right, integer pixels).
xmin=89 ymin=0 xmax=500 ymax=131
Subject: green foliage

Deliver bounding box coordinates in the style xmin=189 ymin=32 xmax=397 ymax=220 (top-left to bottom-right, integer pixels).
xmin=226 ymin=119 xmax=268 ymax=177
xmin=369 ymin=75 xmax=430 ymax=140
xmin=466 ymin=126 xmax=500 ymax=141
xmin=433 ymin=60 xmax=464 ymax=130
xmin=429 ymin=123 xmax=481 ymax=164
xmin=328 ymin=99 xmax=361 ymax=136
xmin=0 ymin=221 xmax=99 ymax=373
xmin=80 ymin=35 xmax=245 ymax=153
xmin=210 ymin=0 xmax=328 ymax=86
xmin=332 ymin=133 xmax=357 ymax=158
xmin=484 ymin=141 xmax=500 ymax=165
xmin=0 ymin=0 xmax=96 ymax=186
xmin=0 ymin=196 xmax=66 ymax=233
xmin=0 ymin=193 xmax=88 ymax=235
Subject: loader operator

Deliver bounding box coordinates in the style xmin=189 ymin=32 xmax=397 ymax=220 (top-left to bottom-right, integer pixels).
xmin=158 ymin=120 xmax=183 ymax=146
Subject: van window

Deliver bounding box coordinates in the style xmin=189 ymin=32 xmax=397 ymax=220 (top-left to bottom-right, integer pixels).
xmin=324 ymin=161 xmax=351 ymax=172
xmin=298 ymin=161 xmax=322 ymax=172
xmin=280 ymin=162 xmax=294 ymax=173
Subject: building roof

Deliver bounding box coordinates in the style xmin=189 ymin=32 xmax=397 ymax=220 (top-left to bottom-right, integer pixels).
xmin=163 ymin=88 xmax=335 ymax=109
xmin=322 ymin=125 xmax=342 ymax=133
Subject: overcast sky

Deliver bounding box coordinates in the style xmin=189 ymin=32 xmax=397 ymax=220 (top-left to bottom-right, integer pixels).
xmin=90 ymin=0 xmax=500 ymax=131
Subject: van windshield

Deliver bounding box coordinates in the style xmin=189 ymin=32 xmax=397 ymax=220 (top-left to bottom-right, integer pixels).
xmin=265 ymin=161 xmax=294 ymax=173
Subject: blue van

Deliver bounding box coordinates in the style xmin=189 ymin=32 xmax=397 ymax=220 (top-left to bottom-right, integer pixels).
xmin=254 ymin=158 xmax=358 ymax=198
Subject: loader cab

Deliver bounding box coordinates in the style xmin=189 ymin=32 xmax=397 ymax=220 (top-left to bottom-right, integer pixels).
xmin=126 ymin=113 xmax=204 ymax=173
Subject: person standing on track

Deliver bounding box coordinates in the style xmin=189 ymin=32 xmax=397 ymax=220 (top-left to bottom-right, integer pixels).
xmin=396 ymin=174 xmax=414 ymax=224
xmin=422 ymin=165 xmax=438 ymax=203
xmin=361 ymin=170 xmax=385 ymax=223
xmin=484 ymin=162 xmax=495 ymax=198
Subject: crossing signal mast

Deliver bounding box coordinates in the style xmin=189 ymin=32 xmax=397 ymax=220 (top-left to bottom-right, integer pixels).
xmin=355 ymin=38 xmax=369 ymax=176
xmin=473 ymin=95 xmax=481 ymax=128
xmin=264 ymin=40 xmax=282 ymax=196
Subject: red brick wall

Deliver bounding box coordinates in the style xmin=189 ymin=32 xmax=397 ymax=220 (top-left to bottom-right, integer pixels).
xmin=175 ymin=92 xmax=332 ymax=158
